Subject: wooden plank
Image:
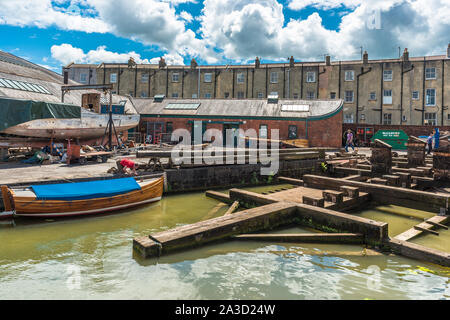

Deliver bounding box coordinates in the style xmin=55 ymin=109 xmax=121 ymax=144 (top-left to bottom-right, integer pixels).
xmin=224 ymin=201 xmax=239 ymax=216
xmin=277 ymin=177 xmax=304 ymax=186
xmin=388 ymin=238 xmax=450 ymax=267
xmin=1 ymin=185 xmax=12 ymax=212
xmin=205 ymin=190 xmax=232 ymax=204
xmin=395 ymin=216 xmax=449 ymax=241
xmin=413 ymin=225 xmax=439 ymax=236
xmin=233 ymin=233 xmax=364 ymax=244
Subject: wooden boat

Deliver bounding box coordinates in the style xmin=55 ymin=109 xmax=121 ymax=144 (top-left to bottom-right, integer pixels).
xmin=0 ymin=176 xmax=163 ymax=218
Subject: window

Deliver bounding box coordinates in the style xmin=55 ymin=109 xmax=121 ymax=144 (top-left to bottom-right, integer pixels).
xmin=172 ymin=73 xmax=179 ymax=82
xmin=0 ymin=77 xmax=51 ymax=94
xmin=204 ymin=73 xmax=212 ymax=83
xmin=172 ymin=93 xmax=179 ymax=98
xmin=383 ymin=90 xmax=392 ymax=104
xmin=360 ymin=114 xmax=366 ymax=121
xmin=166 ymin=122 xmax=173 ymax=134
xmin=141 ymin=73 xmax=149 ymax=83
xmin=79 ymin=73 xmax=87 ymax=83
xmin=259 ymin=125 xmax=268 ymax=139
xmin=402 ymin=115 xmax=407 ymax=122
xmin=306 ymin=72 xmax=316 ymax=83
xmin=288 ymin=125 xmax=298 ymax=139
xmin=281 ymin=104 xmax=310 ymax=112
xmin=330 ymin=92 xmax=336 ymax=99
xmin=383 ymin=113 xmax=392 ymax=125
xmin=425 ymin=67 xmax=436 ymax=80
xmin=345 ymin=70 xmax=354 ymax=81
xmin=412 ymin=91 xmax=419 ymax=100
xmin=257 ymin=92 xmax=264 ymax=98
xmin=425 ymin=113 xmax=437 ymax=125
xmin=224 ymin=92 xmax=229 ymax=98
xmin=141 ymin=92 xmax=147 ymax=98
xmin=448 ymin=114 xmax=450 ymax=121
xmin=270 ymin=91 xmax=278 ymax=96
xmin=345 ymin=91 xmax=354 ymax=103
xmin=383 ymin=70 xmax=393 ymax=81
xmin=165 ymin=103 xmax=200 ymax=110
xmin=306 ymin=91 xmax=315 ymax=100
xmin=369 ymin=92 xmax=376 ymax=100
xmin=237 ymin=91 xmax=244 ymax=99
xmin=426 ymin=88 xmax=436 ymax=106
xmin=110 ymin=73 xmax=117 ymax=83
xmin=344 ymin=113 xmax=354 ymax=124
xmin=237 ymin=73 xmax=245 ymax=83
xmin=192 ymin=93 xmax=198 ymax=98
xmin=204 ymin=93 xmax=212 ymax=99
xmin=270 ymin=72 xmax=278 ymax=83
xmin=293 ymin=93 xmax=299 ymax=99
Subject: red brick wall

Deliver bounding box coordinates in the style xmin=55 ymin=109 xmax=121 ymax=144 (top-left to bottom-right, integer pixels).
xmin=140 ymin=110 xmax=343 ymax=148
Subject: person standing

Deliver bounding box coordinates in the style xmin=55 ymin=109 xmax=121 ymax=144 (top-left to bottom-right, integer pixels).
xmin=427 ymin=132 xmax=433 ymax=154
xmin=345 ymin=129 xmax=355 ymax=153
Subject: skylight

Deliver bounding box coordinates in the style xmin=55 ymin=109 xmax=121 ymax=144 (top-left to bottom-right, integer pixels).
xmin=165 ymin=103 xmax=200 ymax=110
xmin=0 ymin=77 xmax=51 ymax=95
xmin=281 ymin=104 xmax=310 ymax=112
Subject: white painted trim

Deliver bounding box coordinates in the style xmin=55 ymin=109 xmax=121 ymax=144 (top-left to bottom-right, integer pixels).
xmin=15 ymin=197 xmax=161 ymax=218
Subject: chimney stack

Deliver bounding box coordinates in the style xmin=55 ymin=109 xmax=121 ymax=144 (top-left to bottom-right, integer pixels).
xmin=255 ymin=57 xmax=260 ymax=69
xmin=326 ymin=55 xmax=331 ymax=66
xmin=363 ymin=51 xmax=368 ymax=65
xmin=190 ymin=58 xmax=198 ymax=69
xmin=159 ymin=57 xmax=167 ymax=69
xmin=289 ymin=56 xmax=295 ymax=68
xmin=63 ymin=67 xmax=69 ymax=84
xmin=447 ymin=43 xmax=450 ymax=59
xmin=403 ymin=48 xmax=409 ymax=61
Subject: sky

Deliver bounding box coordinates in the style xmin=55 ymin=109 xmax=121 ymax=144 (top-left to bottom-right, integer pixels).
xmin=0 ymin=0 xmax=448 ymax=72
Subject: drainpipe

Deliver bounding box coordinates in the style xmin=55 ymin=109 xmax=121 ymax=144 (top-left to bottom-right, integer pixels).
xmin=232 ymin=69 xmax=235 ymax=98
xmin=246 ymin=68 xmax=249 ymax=98
xmin=401 ymin=63 xmax=414 ymax=125
xmin=300 ymin=64 xmax=304 ymax=99
xmin=442 ymin=59 xmax=445 ymax=126
xmin=318 ymin=66 xmax=326 ymax=99
xmin=265 ymin=65 xmax=268 ymax=98
xmin=356 ymin=66 xmax=372 ymax=124
xmin=338 ymin=61 xmax=342 ymax=99
xmin=421 ymin=57 xmax=426 ymax=125
xmin=166 ymin=68 xmax=169 ymax=97
xmin=181 ymin=67 xmax=185 ymax=98
xmin=283 ymin=66 xmax=286 ymax=98
xmin=198 ymin=67 xmax=200 ymax=98
xmin=134 ymin=65 xmax=138 ymax=97
xmin=287 ymin=68 xmax=290 ymax=99
xmin=252 ymin=69 xmax=255 ymax=98
xmin=380 ymin=63 xmax=384 ymax=124
xmin=117 ymin=66 xmax=120 ymax=95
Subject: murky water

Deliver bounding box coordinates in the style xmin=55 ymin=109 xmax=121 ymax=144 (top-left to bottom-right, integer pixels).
xmin=0 ymin=186 xmax=449 ymax=300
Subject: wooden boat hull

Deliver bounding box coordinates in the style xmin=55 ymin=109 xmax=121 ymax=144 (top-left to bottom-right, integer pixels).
xmin=6 ymin=177 xmax=164 ymax=218
xmin=1 ymin=110 xmax=140 ymax=139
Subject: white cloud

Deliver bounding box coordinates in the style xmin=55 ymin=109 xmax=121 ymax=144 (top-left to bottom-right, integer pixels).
xmin=180 ymin=11 xmax=194 ymax=23
xmin=150 ymin=53 xmax=185 ymax=65
xmin=288 ymin=0 xmax=361 ymax=11
xmin=50 ymin=43 xmax=152 ymax=65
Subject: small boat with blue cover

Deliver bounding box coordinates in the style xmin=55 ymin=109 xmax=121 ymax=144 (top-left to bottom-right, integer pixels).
xmin=0 ymin=176 xmax=163 ymax=218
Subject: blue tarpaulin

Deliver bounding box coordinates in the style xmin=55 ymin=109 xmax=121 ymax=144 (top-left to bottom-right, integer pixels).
xmin=31 ymin=178 xmax=141 ymax=201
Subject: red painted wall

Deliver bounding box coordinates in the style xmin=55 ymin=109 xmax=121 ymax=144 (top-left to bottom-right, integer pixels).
xmin=140 ymin=110 xmax=343 ymax=147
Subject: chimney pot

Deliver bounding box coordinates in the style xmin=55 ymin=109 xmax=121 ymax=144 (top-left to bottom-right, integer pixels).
xmin=363 ymin=51 xmax=368 ymax=64
xmin=326 ymin=55 xmax=331 ymax=66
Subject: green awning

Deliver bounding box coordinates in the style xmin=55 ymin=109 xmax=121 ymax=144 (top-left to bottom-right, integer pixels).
xmin=0 ymin=97 xmax=81 ymax=131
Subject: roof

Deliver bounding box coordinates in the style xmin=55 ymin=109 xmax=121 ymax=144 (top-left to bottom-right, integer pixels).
xmin=0 ymin=50 xmax=138 ymax=114
xmin=132 ymin=97 xmax=343 ymax=121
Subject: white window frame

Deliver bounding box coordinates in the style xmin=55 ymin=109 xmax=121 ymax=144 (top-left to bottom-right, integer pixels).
xmin=425 ymin=67 xmax=436 ymax=80
xmin=369 ymin=92 xmax=376 ymax=100
xmin=345 ymin=90 xmax=354 ymax=103
xmin=330 ymin=92 xmax=336 ymax=99
xmin=343 ymin=113 xmax=354 ymax=124
xmin=306 ymin=72 xmax=316 ymax=83
xmin=383 ymin=113 xmax=392 ymax=125
xmin=236 ymin=73 xmax=245 ymax=84
xmin=424 ymin=112 xmax=437 ymax=125
xmin=192 ymin=93 xmax=198 ymax=98
xmin=110 ymin=73 xmax=117 ymax=83
xmin=383 ymin=70 xmax=393 ymax=81
xmin=141 ymin=73 xmax=149 ymax=83
xmin=360 ymin=114 xmax=366 ymax=121
xmin=293 ymin=93 xmax=299 ymax=99
xmin=172 ymin=73 xmax=179 ymax=82
xmin=306 ymin=90 xmax=315 ymax=100
xmin=426 ymin=88 xmax=436 ymax=106
xmin=79 ymin=73 xmax=87 ymax=83
xmin=257 ymin=92 xmax=264 ymax=98
xmin=237 ymin=91 xmax=245 ymax=99
xmin=412 ymin=91 xmax=419 ymax=100
xmin=345 ymin=70 xmax=354 ymax=81
xmin=383 ymin=89 xmax=393 ymax=104
xmin=204 ymin=73 xmax=212 ymax=83
xmin=270 ymin=72 xmax=278 ymax=84
xmin=204 ymin=93 xmax=212 ymax=99
xmin=172 ymin=92 xmax=179 ymax=98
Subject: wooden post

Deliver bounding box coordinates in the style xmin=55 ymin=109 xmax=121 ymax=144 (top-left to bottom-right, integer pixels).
xmin=1 ymin=185 xmax=13 ymax=212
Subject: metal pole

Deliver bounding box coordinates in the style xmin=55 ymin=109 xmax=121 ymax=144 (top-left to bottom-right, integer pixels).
xmin=109 ymin=90 xmax=113 ymax=150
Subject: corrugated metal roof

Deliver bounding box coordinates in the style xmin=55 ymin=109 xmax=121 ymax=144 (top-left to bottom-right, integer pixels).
xmin=132 ymin=97 xmax=343 ymax=119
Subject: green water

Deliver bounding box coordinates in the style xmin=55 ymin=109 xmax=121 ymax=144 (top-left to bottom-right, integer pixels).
xmin=0 ymin=186 xmax=449 ymax=300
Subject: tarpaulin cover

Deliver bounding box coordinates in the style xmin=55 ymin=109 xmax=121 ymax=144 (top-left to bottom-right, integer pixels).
xmin=31 ymin=178 xmax=141 ymax=201
xmin=0 ymin=97 xmax=81 ymax=131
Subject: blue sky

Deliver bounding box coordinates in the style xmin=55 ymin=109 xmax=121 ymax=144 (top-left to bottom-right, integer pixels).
xmin=0 ymin=0 xmax=448 ymax=72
